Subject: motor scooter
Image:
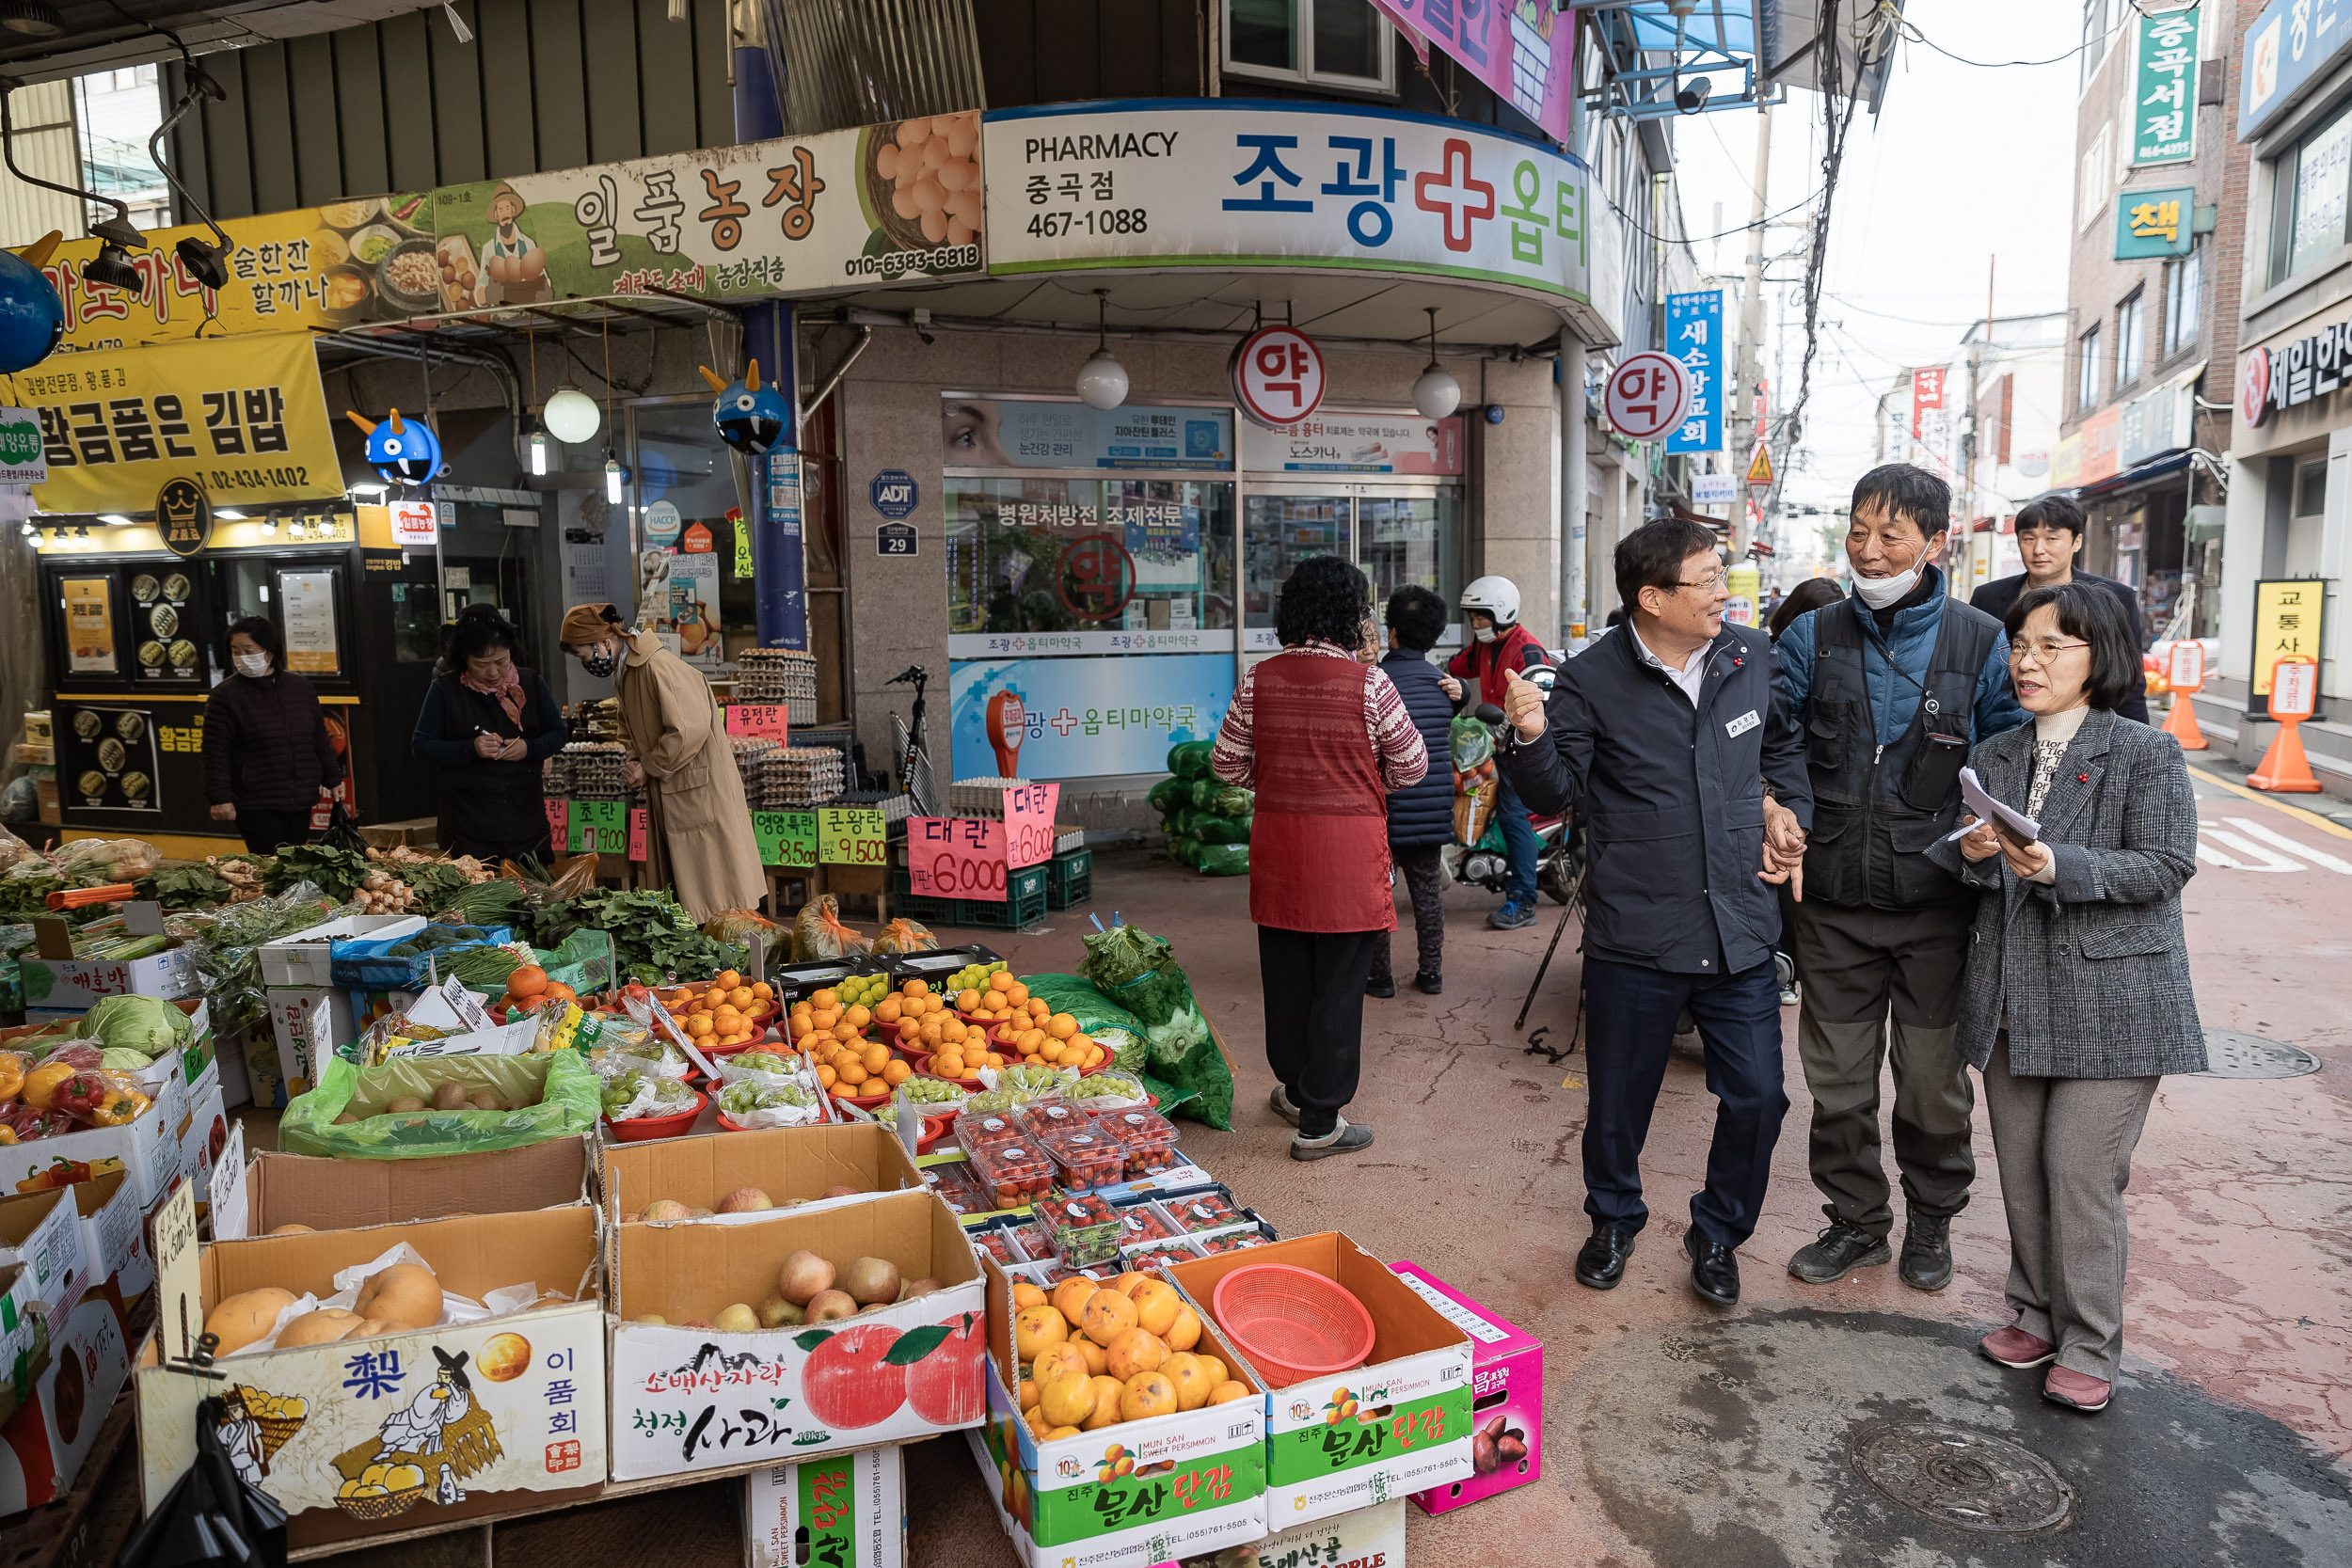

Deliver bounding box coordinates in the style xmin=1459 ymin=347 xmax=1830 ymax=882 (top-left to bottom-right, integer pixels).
xmin=1442 ymin=683 xmax=1578 ymax=905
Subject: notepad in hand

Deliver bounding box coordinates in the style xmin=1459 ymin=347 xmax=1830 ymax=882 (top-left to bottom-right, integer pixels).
xmin=1960 ymin=766 xmax=2040 ymax=846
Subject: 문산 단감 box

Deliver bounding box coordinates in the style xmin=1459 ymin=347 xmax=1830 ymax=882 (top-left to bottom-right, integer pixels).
xmin=739 ymin=1443 xmax=906 ymax=1568
xmin=1390 ymin=1260 xmax=1541 ymax=1513
xmin=605 ymin=1186 xmax=985 ymax=1482
xmin=1167 ymin=1232 xmax=1472 ymax=1528
xmin=134 ymin=1207 xmax=607 ymax=1550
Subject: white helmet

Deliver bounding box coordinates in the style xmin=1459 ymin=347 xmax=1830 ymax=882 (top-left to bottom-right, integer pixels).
xmin=1459 ymin=576 xmax=1520 ymax=626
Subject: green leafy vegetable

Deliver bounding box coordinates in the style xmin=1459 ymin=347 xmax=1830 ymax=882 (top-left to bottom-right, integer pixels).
xmin=266 ymin=845 xmax=372 ymax=901
xmin=136 ymin=864 xmax=235 ymax=911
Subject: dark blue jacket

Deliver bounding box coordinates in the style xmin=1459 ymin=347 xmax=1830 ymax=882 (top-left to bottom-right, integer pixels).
xmin=1775 ymin=566 xmax=2026 ymax=748
xmin=1381 ymin=649 xmax=1455 ymax=847
xmin=1501 ymin=622 xmax=1812 ymax=976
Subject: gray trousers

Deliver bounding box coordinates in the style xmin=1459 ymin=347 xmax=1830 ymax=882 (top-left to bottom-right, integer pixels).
xmin=1982 ymin=1035 xmax=2159 ymax=1383
xmin=1791 ymin=899 xmax=1978 ymax=1239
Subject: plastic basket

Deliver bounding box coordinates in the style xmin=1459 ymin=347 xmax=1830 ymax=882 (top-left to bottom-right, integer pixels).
xmin=1211 ymin=1263 xmax=1376 ymax=1389
xmin=603 ymin=1089 xmax=707 ymax=1142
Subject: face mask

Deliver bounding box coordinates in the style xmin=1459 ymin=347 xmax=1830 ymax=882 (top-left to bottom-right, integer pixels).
xmin=1851 ymin=538 xmax=1927 ymax=610
xmin=580 ymin=646 xmax=617 ymax=678
xmin=1473 ymin=624 xmax=1498 ymax=643
xmin=233 ymin=653 xmax=270 ymax=678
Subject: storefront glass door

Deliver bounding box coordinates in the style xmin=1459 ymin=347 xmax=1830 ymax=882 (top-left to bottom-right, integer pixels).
xmin=1243 ymin=484 xmax=1463 ymax=653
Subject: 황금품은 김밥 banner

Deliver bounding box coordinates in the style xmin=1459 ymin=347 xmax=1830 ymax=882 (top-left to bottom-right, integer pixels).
xmin=430 ymin=114 xmax=986 ymax=308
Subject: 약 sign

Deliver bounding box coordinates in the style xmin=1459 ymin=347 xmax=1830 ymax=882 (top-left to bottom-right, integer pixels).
xmin=1603 ymin=352 xmax=1691 ymax=442
xmin=1231 ymin=325 xmax=1327 ymax=429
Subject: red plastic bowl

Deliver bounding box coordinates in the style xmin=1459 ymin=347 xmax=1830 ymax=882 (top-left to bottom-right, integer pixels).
xmin=1211 ymin=1263 xmax=1375 ymax=1389
xmin=603 ymin=1090 xmax=707 ymax=1142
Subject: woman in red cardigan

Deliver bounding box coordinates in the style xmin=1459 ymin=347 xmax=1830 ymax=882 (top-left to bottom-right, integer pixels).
xmin=1212 ymin=556 xmax=1429 ymax=1161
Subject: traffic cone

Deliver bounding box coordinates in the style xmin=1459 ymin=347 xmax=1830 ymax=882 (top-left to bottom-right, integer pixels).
xmin=2248 ymin=717 xmax=2323 ymax=793
xmin=2162 ymin=691 xmax=2208 ymax=750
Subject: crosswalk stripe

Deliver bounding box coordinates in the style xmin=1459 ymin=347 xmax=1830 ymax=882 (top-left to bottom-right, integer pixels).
xmin=2224 ymin=816 xmax=2352 ymax=875
xmin=2196 ymin=826 xmax=2302 ymax=872
xmin=2194 ymin=839 xmax=2249 ymax=870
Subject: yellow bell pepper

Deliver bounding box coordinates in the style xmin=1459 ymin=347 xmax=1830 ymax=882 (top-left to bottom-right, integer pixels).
xmin=89 ymin=1088 xmax=149 ymax=1127
xmin=0 ymin=1055 xmax=24 ymax=1101
xmin=23 ymin=1061 xmax=75 ymax=1111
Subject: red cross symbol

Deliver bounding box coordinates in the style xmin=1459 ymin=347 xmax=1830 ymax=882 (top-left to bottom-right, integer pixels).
xmin=1413 ymin=138 xmax=1496 ymax=252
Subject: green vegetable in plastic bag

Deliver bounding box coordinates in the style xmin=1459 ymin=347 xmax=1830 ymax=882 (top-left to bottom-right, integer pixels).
xmin=1167 ymin=739 xmax=1215 ymax=779
xmin=1021 ymin=974 xmax=1144 ymax=1039
xmin=1194 ymin=815 xmax=1250 ymax=846
xmin=1147 ymin=1006 xmax=1231 ymax=1130
xmin=1209 ymin=784 xmax=1254 ymax=817
xmin=1188 ymin=777 xmax=1224 ymax=810
xmin=1195 ymin=843 xmax=1250 ymax=876
xmin=1147 ymin=778 xmax=1188 ymax=814
xmin=1166 ymin=833 xmax=1201 ymax=867
xmin=279 ymin=1051 xmax=600 ymax=1158
xmin=1451 ymin=712 xmax=1495 ymax=772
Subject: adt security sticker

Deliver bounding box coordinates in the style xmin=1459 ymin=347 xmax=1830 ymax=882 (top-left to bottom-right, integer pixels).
xmin=870 ymin=468 xmax=918 ymax=518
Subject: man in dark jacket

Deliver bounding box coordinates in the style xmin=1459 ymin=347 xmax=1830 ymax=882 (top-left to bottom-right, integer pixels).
xmin=1969 ymin=493 xmax=2150 ymax=724
xmin=1370 ymin=586 xmax=1455 ymax=999
xmin=1773 ymin=463 xmax=2027 ymax=1295
xmin=1501 ymin=519 xmax=1811 ymax=1307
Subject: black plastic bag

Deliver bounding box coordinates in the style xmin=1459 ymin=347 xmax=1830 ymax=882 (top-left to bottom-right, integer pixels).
xmin=120 ymin=1393 xmax=289 ymax=1568
xmin=320 ymin=804 xmax=366 ymax=855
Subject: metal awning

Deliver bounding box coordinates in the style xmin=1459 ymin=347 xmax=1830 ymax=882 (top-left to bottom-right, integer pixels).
xmin=1575 ymin=0 xmax=1903 ymax=119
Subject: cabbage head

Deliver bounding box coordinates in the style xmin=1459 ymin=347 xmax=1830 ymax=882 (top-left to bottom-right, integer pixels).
xmin=75 ymin=994 xmax=193 ymax=1057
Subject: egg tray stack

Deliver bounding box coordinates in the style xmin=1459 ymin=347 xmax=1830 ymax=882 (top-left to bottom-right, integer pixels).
xmin=564 ymin=740 xmax=631 ymax=801
xmin=736 ymin=647 xmax=821 ymax=728
xmin=950 ymin=776 xmax=1032 ymax=818
xmin=728 ymin=736 xmax=782 ymax=810
xmin=564 ymin=699 xmax=625 ymax=744
xmin=771 ymin=746 xmax=849 ymax=809
xmin=829 ymin=786 xmax=913 ymax=825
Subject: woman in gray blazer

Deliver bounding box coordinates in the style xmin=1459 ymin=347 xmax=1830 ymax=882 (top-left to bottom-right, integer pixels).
xmin=1931 ymin=581 xmax=2203 ymax=1415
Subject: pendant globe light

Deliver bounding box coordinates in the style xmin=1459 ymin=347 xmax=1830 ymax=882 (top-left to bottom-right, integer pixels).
xmin=542 ymin=380 xmax=600 ymax=444
xmin=1074 ymin=289 xmax=1128 ymax=411
xmin=1411 ymin=308 xmax=1460 ymax=420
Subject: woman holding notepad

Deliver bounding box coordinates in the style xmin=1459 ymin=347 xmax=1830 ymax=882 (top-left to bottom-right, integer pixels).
xmin=1929 ymin=581 xmax=2204 ymax=1416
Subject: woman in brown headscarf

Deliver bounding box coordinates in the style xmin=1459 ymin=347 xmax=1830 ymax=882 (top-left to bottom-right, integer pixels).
xmin=561 ymin=603 xmax=764 ymax=921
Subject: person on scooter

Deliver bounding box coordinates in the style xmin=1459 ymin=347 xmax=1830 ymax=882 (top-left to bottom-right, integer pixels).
xmin=1446 ymin=576 xmax=1551 ymax=929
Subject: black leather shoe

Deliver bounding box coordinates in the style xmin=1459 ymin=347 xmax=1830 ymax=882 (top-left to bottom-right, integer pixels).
xmin=1899 ymin=1212 xmax=1954 ymax=1291
xmin=1685 ymin=1229 xmax=1740 ymax=1306
xmin=1414 ymin=972 xmax=1443 ymax=995
xmin=1574 ymin=1222 xmax=1636 ymax=1290
xmin=1365 ymin=974 xmax=1396 ymax=998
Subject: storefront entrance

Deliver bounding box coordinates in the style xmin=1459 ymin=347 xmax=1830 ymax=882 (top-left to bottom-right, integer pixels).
xmin=1242 ymin=482 xmax=1466 ymax=657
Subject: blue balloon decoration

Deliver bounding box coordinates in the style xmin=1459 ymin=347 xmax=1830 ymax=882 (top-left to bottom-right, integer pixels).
xmin=345 ymin=407 xmax=443 ymax=485
xmin=699 ymin=357 xmax=788 ymax=455
xmin=0 ymin=232 xmax=66 ymax=375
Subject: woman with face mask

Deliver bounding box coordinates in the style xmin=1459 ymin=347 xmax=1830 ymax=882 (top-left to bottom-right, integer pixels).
xmin=201 ymin=615 xmax=343 ymax=855
xmin=560 ymin=602 xmax=764 ymax=921
xmin=412 ymin=604 xmax=565 ymax=863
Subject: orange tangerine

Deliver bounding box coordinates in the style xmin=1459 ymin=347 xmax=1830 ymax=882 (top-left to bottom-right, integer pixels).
xmin=882 ymin=1059 xmax=912 ymax=1085
xmin=837 ymin=1061 xmax=868 ymax=1088
xmin=1047 ymin=1013 xmax=1078 ymax=1040
xmin=904 ymin=978 xmax=930 ymax=997
xmin=807 ymin=986 xmax=834 ymax=1009
xmin=731 ymin=986 xmax=757 ymax=1010
xmin=875 ymin=997 xmax=902 ymax=1024
xmin=715 ymin=969 xmax=742 ymax=991
xmin=815 ymin=1064 xmax=836 ymax=1088
xmin=684 ymin=1014 xmax=714 ymax=1037
xmin=751 ymin=981 xmax=773 ymax=1000
xmin=844 ymin=1003 xmax=871 ymax=1029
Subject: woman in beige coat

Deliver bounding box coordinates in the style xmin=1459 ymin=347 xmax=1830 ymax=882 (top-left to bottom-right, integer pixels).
xmin=561 ymin=603 xmax=765 ymax=921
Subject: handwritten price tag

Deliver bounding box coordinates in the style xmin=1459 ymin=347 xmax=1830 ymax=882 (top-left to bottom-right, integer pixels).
xmin=628 ymin=807 xmax=648 ymax=863
xmin=544 ymin=798 xmax=568 ymax=846
xmin=1004 ymin=781 xmax=1059 ymax=868
xmin=569 ymin=800 xmax=627 ymax=854
xmin=818 ymin=805 xmax=887 ymax=865
xmin=907 ymin=816 xmax=1008 ymax=900
xmin=755 ymin=809 xmax=818 ymax=868
xmin=724 ymin=703 xmax=789 ymax=741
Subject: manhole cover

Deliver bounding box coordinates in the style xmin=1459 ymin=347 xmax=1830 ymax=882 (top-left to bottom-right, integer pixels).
xmin=2199 ymin=1029 xmax=2320 ymax=1079
xmin=1850 ymin=1420 xmax=2074 ymax=1533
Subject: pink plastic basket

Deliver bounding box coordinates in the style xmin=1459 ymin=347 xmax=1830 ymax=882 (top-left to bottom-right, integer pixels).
xmin=1211 ymin=1263 xmax=1375 ymax=1388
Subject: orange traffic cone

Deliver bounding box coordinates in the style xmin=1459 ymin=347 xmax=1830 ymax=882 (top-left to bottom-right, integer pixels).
xmin=2162 ymin=691 xmax=2208 ymax=750
xmin=2248 ymin=717 xmax=2323 ymax=792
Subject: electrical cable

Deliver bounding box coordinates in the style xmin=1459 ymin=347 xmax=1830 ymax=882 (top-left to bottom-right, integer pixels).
xmin=1890 ymin=0 xmax=2170 ymax=71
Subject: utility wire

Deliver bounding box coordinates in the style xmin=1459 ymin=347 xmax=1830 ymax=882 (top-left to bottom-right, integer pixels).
xmin=1888 ymin=0 xmax=2169 ymax=70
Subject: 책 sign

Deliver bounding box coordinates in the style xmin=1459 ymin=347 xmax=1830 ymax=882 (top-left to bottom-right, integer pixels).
xmin=2116 ymin=186 xmax=2196 ymax=259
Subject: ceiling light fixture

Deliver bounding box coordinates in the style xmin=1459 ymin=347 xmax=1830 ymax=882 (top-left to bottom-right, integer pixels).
xmin=0 ymin=0 xmax=65 ymax=39
xmin=349 ymin=481 xmax=388 ymax=499
xmin=1074 ymin=289 xmax=1128 ymax=411
xmin=215 ymin=508 xmax=246 ymax=520
xmin=543 ymin=382 xmax=600 ymax=444
xmin=604 ymin=454 xmax=627 ymax=504
xmin=1411 ymin=308 xmax=1460 ymax=420
xmin=99 ymin=513 xmax=132 ymax=526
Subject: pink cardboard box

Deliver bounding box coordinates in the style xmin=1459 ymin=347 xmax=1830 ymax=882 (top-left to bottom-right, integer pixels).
xmin=1391 ymin=1260 xmax=1541 ymax=1513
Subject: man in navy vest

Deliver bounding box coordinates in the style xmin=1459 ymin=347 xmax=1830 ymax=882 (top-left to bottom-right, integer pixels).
xmin=1773 ymin=464 xmax=2027 ymax=1294
xmin=1500 ymin=519 xmax=1811 ymax=1307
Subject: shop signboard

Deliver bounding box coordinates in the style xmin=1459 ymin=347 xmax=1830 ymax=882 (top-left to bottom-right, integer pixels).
xmin=944 ymin=398 xmax=1232 ymax=471
xmin=40 ymin=198 xmax=430 ymax=353
xmin=0 ymin=406 xmax=48 ymax=483
xmin=1231 ymin=325 xmax=1328 ymax=429
xmin=1692 ymin=472 xmax=1738 ymax=506
xmin=2243 ymin=317 xmax=2352 ymax=426
xmin=1664 ymin=290 xmax=1723 ymax=454
xmin=1366 ymin=1 xmax=1576 ymax=145
xmin=2115 ymin=185 xmax=2196 ymax=258
xmin=1237 ymin=410 xmax=1463 ymax=473
xmin=2240 ymin=0 xmax=2352 ymax=142
xmin=430 ymin=116 xmax=984 ymax=309
xmin=2131 ymin=7 xmax=2200 ymax=165
xmin=2077 ymin=404 xmax=2122 ymax=485
xmin=981 ymin=103 xmax=1595 ymax=318
xmin=18 ymin=331 xmax=345 ymax=514
xmin=2050 ymin=432 xmax=2083 ymax=489
xmin=946 ymin=655 xmax=1231 ymax=781
xmin=1604 ymin=352 xmax=1690 ymax=442
xmin=2249 ymin=578 xmax=2325 ymax=719
xmin=390 ymin=500 xmax=437 ymax=547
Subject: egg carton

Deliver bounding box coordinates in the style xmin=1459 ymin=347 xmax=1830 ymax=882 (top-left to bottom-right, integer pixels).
xmin=950 ymin=776 xmax=1032 ymax=817
xmin=769 ymin=746 xmax=849 ymax=809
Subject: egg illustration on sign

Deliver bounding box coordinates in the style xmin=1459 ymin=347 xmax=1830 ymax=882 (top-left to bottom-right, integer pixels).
xmin=344 ymin=407 xmax=444 ymax=485
xmin=697 ymin=359 xmax=788 ymax=455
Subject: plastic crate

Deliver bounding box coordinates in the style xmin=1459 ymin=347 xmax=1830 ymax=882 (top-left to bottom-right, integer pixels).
xmin=888 ymin=869 xmax=1047 ymax=932
xmin=1045 ymin=847 xmax=1093 ymax=910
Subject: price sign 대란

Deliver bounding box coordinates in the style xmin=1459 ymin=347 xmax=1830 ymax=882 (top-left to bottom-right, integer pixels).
xmin=907 ymin=816 xmax=1008 ymax=900
xmin=569 ymin=800 xmax=627 ymax=854
xmin=628 ymin=807 xmax=648 ymax=862
xmin=725 ymin=703 xmax=789 ymax=742
xmin=1004 ymin=781 xmax=1060 ymax=868
xmin=819 ymin=805 xmax=887 ymax=865
xmin=754 ymin=809 xmax=818 ymax=868
xmin=544 ymin=798 xmax=569 ymax=847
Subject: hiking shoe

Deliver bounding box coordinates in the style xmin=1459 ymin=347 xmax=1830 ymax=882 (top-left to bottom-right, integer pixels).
xmin=1414 ymin=972 xmax=1443 ymax=996
xmin=1365 ymin=974 xmax=1396 ymax=998
xmin=1788 ymin=1219 xmax=1892 ymax=1284
xmin=1292 ymin=1119 xmax=1375 ymax=1161
xmin=1899 ymin=1212 xmax=1954 ymax=1291
xmin=1488 ymin=900 xmax=1535 ymax=930
xmin=1268 ymin=1085 xmax=1301 ymax=1128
